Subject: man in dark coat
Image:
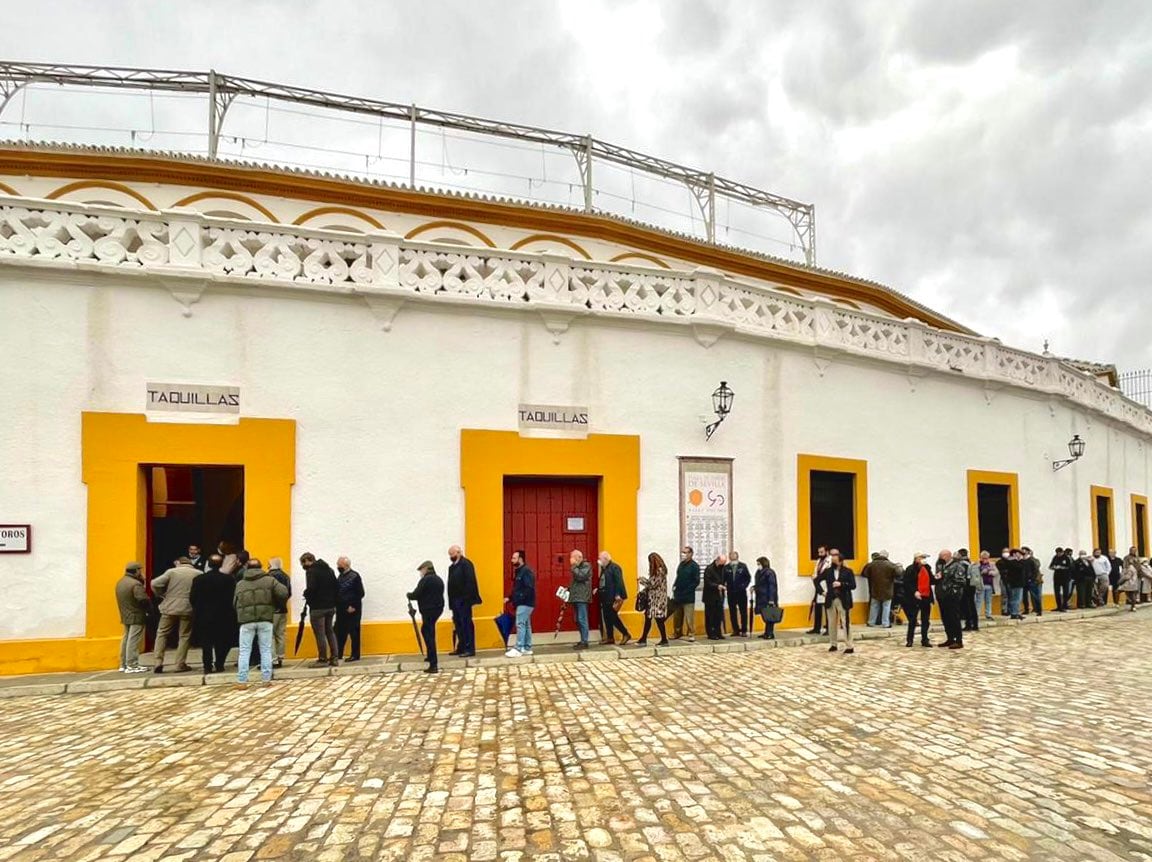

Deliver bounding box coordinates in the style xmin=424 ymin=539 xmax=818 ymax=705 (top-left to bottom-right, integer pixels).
xmin=724 ymin=551 xmax=752 ymax=636
xmin=115 ymin=562 xmax=151 ymax=672
xmin=408 ymin=561 xmax=445 ymax=673
xmin=301 ymin=552 xmax=340 ymax=666
xmin=1049 ymin=547 xmax=1073 ymax=612
xmin=335 ymin=556 xmax=366 ymax=662
xmin=807 ymin=546 xmax=832 ymax=635
xmin=447 ymin=545 xmax=481 ymax=657
xmin=187 ymin=544 xmax=207 ymax=572
xmin=596 ymin=551 xmax=631 ymax=645
xmin=752 ymin=557 xmax=779 ymax=640
xmin=190 ymin=554 xmax=237 ymax=673
xmin=820 ymin=550 xmax=856 ymax=653
xmin=702 ymin=555 xmax=727 ymax=640
xmin=935 ymin=549 xmax=969 ymax=649
xmin=672 ymin=547 xmax=701 ymax=641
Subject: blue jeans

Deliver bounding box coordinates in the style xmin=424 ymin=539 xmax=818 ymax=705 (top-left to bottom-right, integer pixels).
xmin=515 ymin=605 xmax=533 ymax=652
xmin=574 ymin=602 xmax=589 ymax=643
xmin=868 ymin=598 xmax=891 ymax=626
xmin=1025 ymin=581 xmax=1042 ymax=614
xmin=237 ymin=621 xmax=273 ymax=683
xmin=1008 ymin=587 xmax=1023 ymax=617
xmin=982 ymin=585 xmax=994 ymax=618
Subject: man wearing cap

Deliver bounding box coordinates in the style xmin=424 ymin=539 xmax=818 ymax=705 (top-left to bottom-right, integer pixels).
xmin=115 ymin=562 xmax=151 ymax=672
xmin=902 ymin=553 xmax=934 ymax=647
xmin=150 ymin=556 xmax=200 ymax=673
xmin=408 ymin=561 xmax=445 ymax=673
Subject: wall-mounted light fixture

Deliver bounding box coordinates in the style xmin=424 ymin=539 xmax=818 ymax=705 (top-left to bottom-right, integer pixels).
xmin=705 ymin=381 xmax=734 ymax=441
xmin=1052 ymin=434 xmax=1086 ymax=471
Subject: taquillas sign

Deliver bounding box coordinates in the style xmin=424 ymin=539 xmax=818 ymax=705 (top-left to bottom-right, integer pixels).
xmin=518 ymin=404 xmax=589 ymax=435
xmin=146 ymin=383 xmax=241 ymax=414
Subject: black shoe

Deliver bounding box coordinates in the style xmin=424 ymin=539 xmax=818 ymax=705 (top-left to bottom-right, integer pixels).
xmin=937 ymin=641 xmax=953 ymax=648
xmin=636 ymin=640 xmax=648 ymax=647
xmin=216 ymin=665 xmax=226 ymax=673
xmin=272 ymin=659 xmax=283 ymax=669
xmin=921 ymin=641 xmax=932 ymax=647
xmin=828 ymin=645 xmax=838 ymax=652
xmin=906 ymin=641 xmax=913 ymax=647
xmin=766 ymin=634 xmax=775 ymax=640
xmin=458 ymin=651 xmax=476 ymax=658
xmin=346 ymin=657 xmax=360 ymax=663
xmin=805 ymin=628 xmax=820 ymax=634
xmin=153 ymin=666 xmax=164 ymax=674
xmin=656 ymin=640 xmax=670 ymax=646
xmin=844 ymin=648 xmax=855 ymax=655
xmin=424 ymin=667 xmax=439 ymax=674
xmin=448 ymin=650 xmax=461 ymax=656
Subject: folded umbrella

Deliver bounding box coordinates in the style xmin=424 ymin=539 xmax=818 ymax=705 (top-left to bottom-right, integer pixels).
xmin=293 ymin=602 xmax=309 ymax=655
xmin=407 ymin=601 xmax=425 ymax=657
xmin=494 ymin=606 xmax=516 ymax=644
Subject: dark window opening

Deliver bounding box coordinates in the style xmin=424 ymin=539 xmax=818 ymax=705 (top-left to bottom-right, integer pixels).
xmin=1095 ymin=495 xmax=1112 ymax=551
xmin=976 ymin=483 xmax=1011 ymax=554
xmin=810 ymin=470 xmax=855 ymax=559
xmin=1137 ymin=503 xmax=1147 ymax=556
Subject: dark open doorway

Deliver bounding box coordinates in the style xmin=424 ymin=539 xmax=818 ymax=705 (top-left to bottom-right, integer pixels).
xmin=143 ymin=465 xmax=244 ymax=648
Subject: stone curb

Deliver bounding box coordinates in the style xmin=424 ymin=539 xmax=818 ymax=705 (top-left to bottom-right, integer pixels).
xmin=0 ymin=604 xmax=1142 ymax=700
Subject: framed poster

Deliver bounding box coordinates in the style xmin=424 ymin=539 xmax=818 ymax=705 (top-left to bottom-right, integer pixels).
xmin=678 ymin=457 xmax=733 ymax=564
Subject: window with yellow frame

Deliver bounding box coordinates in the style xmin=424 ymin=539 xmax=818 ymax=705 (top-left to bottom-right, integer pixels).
xmin=966 ymin=470 xmax=1020 ymax=556
xmin=796 ymin=454 xmax=868 ymax=576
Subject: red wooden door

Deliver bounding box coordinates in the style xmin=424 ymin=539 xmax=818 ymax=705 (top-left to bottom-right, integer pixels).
xmin=504 ymin=478 xmax=600 ymax=632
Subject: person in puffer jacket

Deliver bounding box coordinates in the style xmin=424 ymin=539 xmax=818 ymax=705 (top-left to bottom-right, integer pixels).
xmin=233 ymin=558 xmax=289 ymax=686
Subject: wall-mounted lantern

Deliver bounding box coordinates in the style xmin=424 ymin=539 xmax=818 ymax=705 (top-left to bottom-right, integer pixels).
xmin=1052 ymin=434 xmax=1086 ymax=471
xmin=705 ymin=381 xmax=734 ymax=441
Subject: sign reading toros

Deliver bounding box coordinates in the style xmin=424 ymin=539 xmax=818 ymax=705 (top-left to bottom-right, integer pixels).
xmin=146 ymin=382 xmax=241 ymax=414
xmin=518 ymin=404 xmax=589 ymax=436
xmin=0 ymin=525 xmax=31 ymax=553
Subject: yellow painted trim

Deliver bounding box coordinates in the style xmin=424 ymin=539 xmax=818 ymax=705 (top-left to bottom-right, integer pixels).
xmin=81 ymin=412 xmax=296 ymax=639
xmin=46 ymin=179 xmax=157 ymax=210
xmin=511 ymin=233 xmax=592 ymax=259
xmin=1090 ymin=485 xmax=1115 ymax=551
xmin=1131 ymin=493 xmax=1148 ymax=554
xmin=607 ymin=251 xmax=670 ymax=269
xmin=292 ymin=205 xmax=384 ymax=229
xmin=966 ymin=470 xmax=1020 ymax=555
xmin=405 ymin=220 xmax=496 ymax=247
xmin=172 ymin=190 xmax=279 ymax=222
xmin=0 ymin=179 xmax=17 ymax=195
xmin=460 ymin=430 xmax=640 ymax=650
xmin=796 ymin=454 xmax=869 ymax=578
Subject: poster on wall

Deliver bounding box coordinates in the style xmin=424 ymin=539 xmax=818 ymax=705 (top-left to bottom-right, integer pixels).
xmin=678 ymin=458 xmax=733 ymax=565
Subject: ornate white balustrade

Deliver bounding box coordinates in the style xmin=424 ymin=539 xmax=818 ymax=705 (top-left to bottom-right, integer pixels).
xmin=2 ymin=195 xmax=1148 ymax=436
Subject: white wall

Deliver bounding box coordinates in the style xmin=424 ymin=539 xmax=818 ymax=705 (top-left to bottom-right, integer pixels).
xmin=1 ymin=268 xmax=1148 ymax=639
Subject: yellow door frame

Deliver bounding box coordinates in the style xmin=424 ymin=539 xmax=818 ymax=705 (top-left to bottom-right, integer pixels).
xmin=966 ymin=470 xmax=1020 ymax=555
xmin=1090 ymin=485 xmax=1115 ymax=552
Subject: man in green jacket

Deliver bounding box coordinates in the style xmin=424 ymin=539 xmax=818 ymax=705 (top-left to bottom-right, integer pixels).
xmin=115 ymin=562 xmax=151 ymax=673
xmin=672 ymin=546 xmax=701 ymax=642
xmin=233 ymin=558 xmax=289 ymax=686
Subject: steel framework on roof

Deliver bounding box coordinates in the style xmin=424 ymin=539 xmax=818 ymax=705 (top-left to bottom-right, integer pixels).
xmin=0 ymin=60 xmax=817 ymax=265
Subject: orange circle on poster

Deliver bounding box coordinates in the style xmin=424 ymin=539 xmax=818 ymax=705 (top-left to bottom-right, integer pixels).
xmin=688 ymin=489 xmax=703 ymax=506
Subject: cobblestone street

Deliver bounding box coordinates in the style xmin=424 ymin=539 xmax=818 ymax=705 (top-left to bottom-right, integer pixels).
xmin=0 ymin=613 xmax=1149 ymax=862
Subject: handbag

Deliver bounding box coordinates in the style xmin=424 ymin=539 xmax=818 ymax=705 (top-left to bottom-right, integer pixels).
xmin=636 ymin=591 xmax=650 ymax=612
xmin=763 ymin=605 xmax=784 ymax=624
xmin=612 ymin=596 xmax=624 ymax=612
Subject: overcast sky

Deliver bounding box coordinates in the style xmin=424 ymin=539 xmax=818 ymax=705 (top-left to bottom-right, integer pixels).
xmin=4 ymin=1 xmax=1152 ymax=370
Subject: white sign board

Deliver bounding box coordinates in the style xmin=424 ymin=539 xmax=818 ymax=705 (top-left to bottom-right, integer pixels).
xmin=679 ymin=458 xmax=733 ymax=565
xmin=0 ymin=525 xmax=31 ymax=553
xmin=147 ymin=383 xmax=241 ymax=414
xmin=518 ymin=404 xmax=589 ymax=436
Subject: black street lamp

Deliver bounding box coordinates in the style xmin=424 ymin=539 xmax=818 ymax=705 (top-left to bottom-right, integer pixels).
xmin=1052 ymin=434 xmax=1086 ymax=471
xmin=705 ymin=381 xmax=734 ymax=441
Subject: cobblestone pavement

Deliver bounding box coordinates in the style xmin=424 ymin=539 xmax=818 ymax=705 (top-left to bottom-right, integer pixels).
xmin=0 ymin=614 xmax=1149 ymax=861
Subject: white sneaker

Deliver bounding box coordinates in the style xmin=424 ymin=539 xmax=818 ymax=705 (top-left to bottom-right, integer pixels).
xmin=505 ymin=648 xmax=522 ymax=658
xmin=522 ymin=649 xmax=534 ymax=655
xmin=117 ymin=666 xmax=126 ymax=673
xmin=126 ymin=666 xmax=149 ymax=673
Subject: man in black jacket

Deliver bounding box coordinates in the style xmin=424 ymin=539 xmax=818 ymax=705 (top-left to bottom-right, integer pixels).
xmin=190 ymin=554 xmax=236 ymax=673
xmin=447 ymin=545 xmax=481 ymax=657
xmin=1050 ymin=547 xmax=1072 ymax=612
xmin=725 ymin=551 xmax=752 ymax=637
xmin=301 ymin=552 xmax=340 ymax=667
xmin=408 ymin=561 xmax=445 ymax=673
xmin=821 ymin=550 xmax=856 ymax=653
xmin=807 ymin=546 xmax=832 ymax=635
xmin=596 ymin=551 xmax=631 ymax=645
xmin=702 ymin=555 xmax=727 ymax=640
xmin=335 ymin=556 xmax=365 ymax=662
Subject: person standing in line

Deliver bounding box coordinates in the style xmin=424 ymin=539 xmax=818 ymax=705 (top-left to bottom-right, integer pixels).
xmin=863 ymin=550 xmax=900 ymax=628
xmin=190 ymin=553 xmax=237 ymax=674
xmin=820 ymin=550 xmax=856 ymax=654
xmin=959 ymin=548 xmax=982 ymax=631
xmin=232 ymin=556 xmax=289 ymax=688
xmin=672 ymin=547 xmax=700 ymax=642
xmin=753 ymin=556 xmax=779 ymax=640
xmin=1108 ymin=549 xmax=1123 ymax=606
xmin=407 ymin=561 xmax=445 ymax=673
xmin=187 ymin=545 xmax=207 ymax=572
xmin=1118 ymin=551 xmax=1141 ymax=610
xmin=807 ymin=546 xmax=832 ymax=635
xmin=151 ymin=556 xmax=199 ymax=673
xmin=702 ymin=554 xmax=728 ymax=641
xmin=996 ymin=548 xmax=1025 ymax=620
xmin=300 ymin=552 xmax=340 ymax=667
xmin=1019 ymin=547 xmax=1042 ymax=616
xmin=447 ymin=545 xmax=481 ymax=658
xmin=636 ymin=552 xmax=670 ymax=646
xmin=505 ymin=549 xmax=535 ymax=658
xmin=724 ymin=551 xmax=752 ymax=637
xmin=596 ymin=551 xmax=632 ymax=645
xmin=1091 ymin=549 xmax=1112 ymax=608
xmin=115 ymin=562 xmax=151 ymax=672
xmin=936 ymin=549 xmax=968 ymax=648
xmin=1071 ymin=550 xmax=1095 ymax=609
xmin=568 ymin=550 xmax=593 ymax=650
xmin=1049 ymin=547 xmax=1072 ymax=612
xmin=335 ymin=556 xmax=365 ymax=662
xmin=267 ymin=557 xmax=292 ymax=668
xmin=978 ymin=551 xmax=997 ymax=621
xmin=903 ymin=553 xmax=934 ymax=647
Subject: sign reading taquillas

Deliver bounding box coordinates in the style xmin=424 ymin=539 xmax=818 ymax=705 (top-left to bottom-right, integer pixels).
xmin=518 ymin=404 xmax=589 ymax=436
xmin=146 ymin=382 xmax=241 ymax=414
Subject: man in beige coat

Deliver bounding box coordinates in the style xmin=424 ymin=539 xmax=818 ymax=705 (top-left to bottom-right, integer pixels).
xmin=151 ymin=556 xmax=200 ymax=673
